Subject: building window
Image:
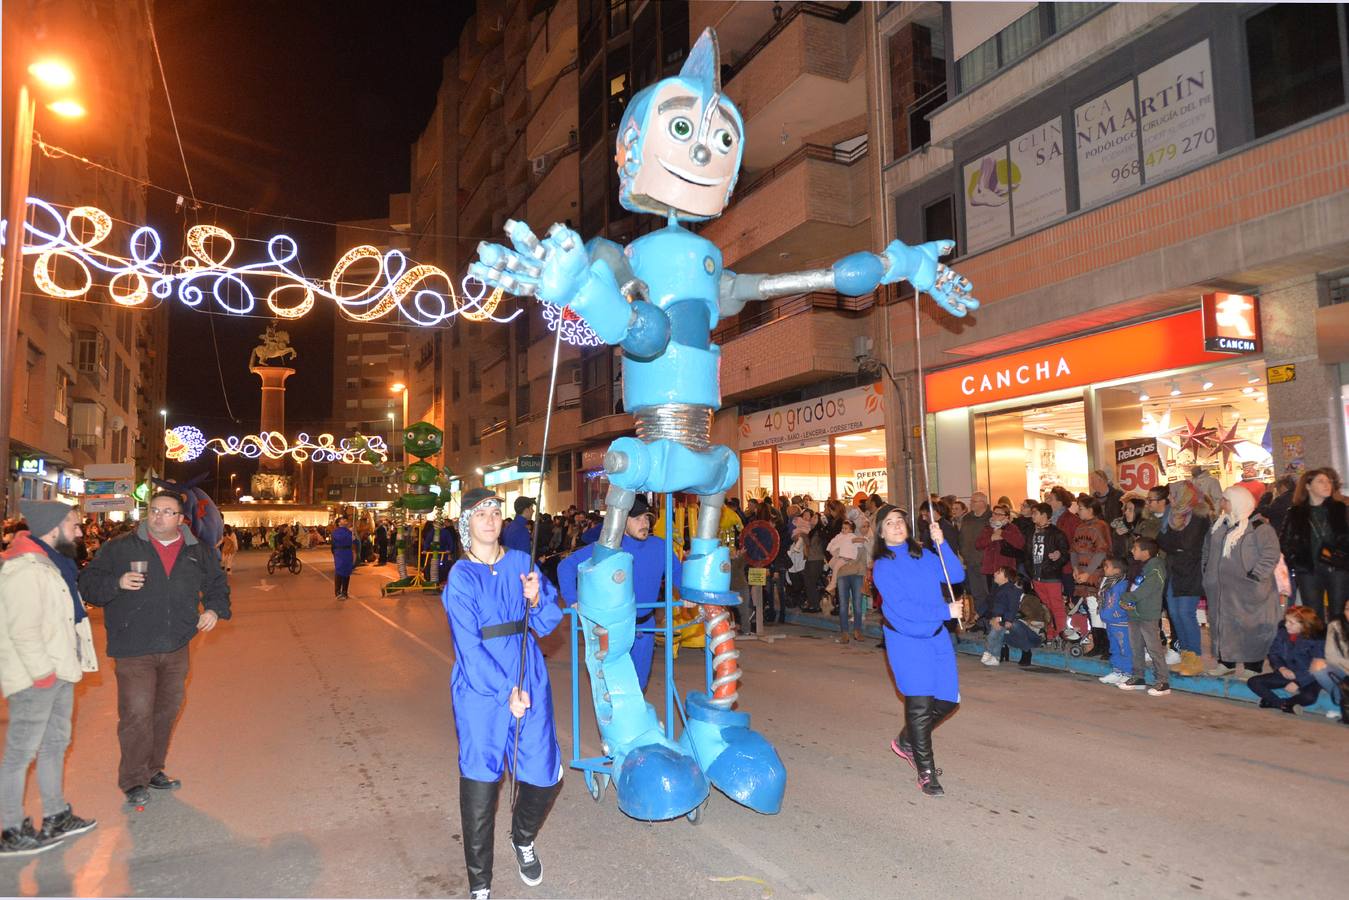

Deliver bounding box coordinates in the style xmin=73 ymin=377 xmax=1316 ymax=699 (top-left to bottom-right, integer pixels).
xmin=452 ymin=423 xmax=460 ymax=452
xmin=1246 ymin=3 xmax=1346 ymax=139
xmin=75 ymin=330 xmax=107 ymax=380
xmin=54 ymin=372 xmax=69 ymax=425
xmin=999 ymin=8 xmax=1042 ymax=66
xmin=922 ymin=196 xmax=956 ymax=249
xmin=452 ymin=369 xmax=461 ymax=401
xmin=956 ymin=36 xmax=999 ymax=91
xmin=558 ymin=449 xmax=574 ymax=492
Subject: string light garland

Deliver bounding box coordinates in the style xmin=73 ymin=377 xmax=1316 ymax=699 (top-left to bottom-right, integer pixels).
xmin=201 ymin=431 xmax=389 ymax=464
xmin=542 ymin=303 xmax=604 ymax=347
xmin=164 ymin=426 xmax=207 ymax=462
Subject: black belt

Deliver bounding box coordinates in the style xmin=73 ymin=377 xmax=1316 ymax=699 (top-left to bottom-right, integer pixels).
xmin=636 ymin=611 xmax=655 ymax=624
xmin=481 ymin=619 xmax=526 ymax=640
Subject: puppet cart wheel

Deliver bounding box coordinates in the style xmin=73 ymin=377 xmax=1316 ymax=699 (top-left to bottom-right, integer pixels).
xmin=686 ymin=798 xmax=708 ymax=825
xmin=585 ymin=771 xmax=608 ymax=802
xmin=1068 ymin=643 xmax=1083 ymax=658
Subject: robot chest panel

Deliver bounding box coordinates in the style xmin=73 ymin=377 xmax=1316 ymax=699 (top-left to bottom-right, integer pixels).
xmin=625 ymin=227 xmax=721 ymax=311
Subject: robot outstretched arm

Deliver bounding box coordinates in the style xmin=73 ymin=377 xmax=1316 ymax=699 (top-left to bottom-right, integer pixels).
xmin=718 ymin=238 xmax=979 ymax=319
xmin=470 ymin=220 xmax=671 ymax=357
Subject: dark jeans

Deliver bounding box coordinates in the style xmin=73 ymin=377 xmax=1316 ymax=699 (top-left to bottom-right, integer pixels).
xmin=114 ymin=645 xmax=190 ymax=792
xmin=335 ymin=574 xmax=351 ymax=595
xmin=802 ymin=560 xmax=824 ymax=611
xmin=1295 ymin=565 xmax=1349 ymax=624
xmin=1248 ymin=671 xmax=1321 ymax=707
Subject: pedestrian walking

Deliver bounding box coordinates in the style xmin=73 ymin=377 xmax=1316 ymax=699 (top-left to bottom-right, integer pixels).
xmin=874 ymin=505 xmax=965 ymax=797
xmin=330 ymin=516 xmax=355 ymax=599
xmin=217 ymin=524 xmax=238 ymax=574
xmin=0 ymin=500 xmax=98 ymax=856
xmin=443 ymin=489 xmax=562 ymax=899
xmin=375 ymin=519 xmax=389 ymax=566
xmin=78 ymin=491 xmax=231 ymax=806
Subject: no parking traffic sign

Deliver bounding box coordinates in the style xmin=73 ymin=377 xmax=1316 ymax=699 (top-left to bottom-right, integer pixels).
xmin=740 ymin=520 xmax=780 ymax=568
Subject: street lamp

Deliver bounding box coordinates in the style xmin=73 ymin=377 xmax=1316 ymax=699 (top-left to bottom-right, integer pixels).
xmin=1 ymin=57 xmax=86 ymax=518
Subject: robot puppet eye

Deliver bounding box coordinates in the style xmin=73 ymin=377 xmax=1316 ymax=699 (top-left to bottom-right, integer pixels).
xmin=668 ymin=116 xmax=694 ymax=141
xmin=713 ymin=129 xmax=735 ymax=153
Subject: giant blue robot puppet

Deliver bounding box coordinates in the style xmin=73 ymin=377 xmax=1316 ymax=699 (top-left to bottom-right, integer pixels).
xmin=471 ymin=30 xmax=977 ymax=821
xmin=152 ymin=473 xmax=223 ymax=552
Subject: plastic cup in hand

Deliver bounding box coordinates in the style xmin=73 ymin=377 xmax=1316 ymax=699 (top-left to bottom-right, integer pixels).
xmin=130 ymin=561 xmax=148 ymax=575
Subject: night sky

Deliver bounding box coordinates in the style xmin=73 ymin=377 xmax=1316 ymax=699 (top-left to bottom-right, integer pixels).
xmin=152 ymin=0 xmax=469 ymax=481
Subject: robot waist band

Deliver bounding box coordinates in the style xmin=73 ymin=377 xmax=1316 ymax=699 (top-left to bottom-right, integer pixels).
xmin=633 ymin=404 xmax=713 ymax=450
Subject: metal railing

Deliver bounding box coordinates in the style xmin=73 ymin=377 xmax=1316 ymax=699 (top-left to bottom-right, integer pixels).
xmin=712 ymin=290 xmax=876 ymax=344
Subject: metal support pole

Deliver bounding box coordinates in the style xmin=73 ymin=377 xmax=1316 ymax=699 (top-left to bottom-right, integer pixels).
xmin=0 ymin=87 xmax=35 ymax=520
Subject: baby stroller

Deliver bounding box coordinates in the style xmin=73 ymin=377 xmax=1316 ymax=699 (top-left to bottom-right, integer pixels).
xmin=1054 ymin=593 xmax=1096 ymax=657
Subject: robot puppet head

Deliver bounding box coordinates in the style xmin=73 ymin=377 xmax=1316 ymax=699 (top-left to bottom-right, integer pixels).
xmin=616 ymin=28 xmax=745 ymax=222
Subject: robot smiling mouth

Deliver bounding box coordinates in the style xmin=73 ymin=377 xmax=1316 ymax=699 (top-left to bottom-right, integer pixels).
xmin=657 ymin=157 xmax=725 ymax=187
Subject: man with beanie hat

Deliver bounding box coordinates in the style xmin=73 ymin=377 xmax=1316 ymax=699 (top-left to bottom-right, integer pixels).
xmin=555 ymin=493 xmax=680 ymax=691
xmin=79 ymin=491 xmax=231 ymax=806
xmin=502 ymin=496 xmax=536 ymax=556
xmin=0 ymin=500 xmax=97 ymax=856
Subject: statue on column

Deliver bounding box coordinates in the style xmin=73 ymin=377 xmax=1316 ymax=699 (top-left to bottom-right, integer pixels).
xmin=249 ymin=322 xmax=297 ymax=369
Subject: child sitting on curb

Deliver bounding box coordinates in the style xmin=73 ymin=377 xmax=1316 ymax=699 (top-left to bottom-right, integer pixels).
xmin=1094 ymin=556 xmax=1132 ymax=685
xmin=981 ymin=566 xmax=1022 ymax=666
xmin=1118 ymin=538 xmax=1170 ymax=696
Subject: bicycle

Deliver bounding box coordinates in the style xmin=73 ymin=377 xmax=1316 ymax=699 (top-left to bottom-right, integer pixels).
xmin=267 ymin=548 xmax=302 ymax=575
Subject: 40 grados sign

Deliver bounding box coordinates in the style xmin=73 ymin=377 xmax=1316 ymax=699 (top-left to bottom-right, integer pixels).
xmin=737 ymin=384 xmax=885 ymax=450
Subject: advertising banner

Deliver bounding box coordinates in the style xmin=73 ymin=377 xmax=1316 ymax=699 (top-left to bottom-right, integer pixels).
xmin=1075 ymin=81 xmax=1140 ymax=207
xmin=1115 ymin=438 xmax=1165 ymax=495
xmin=1139 ymin=41 xmax=1217 ymax=182
xmin=738 ymin=384 xmax=885 ymax=450
xmin=1010 ymin=116 xmax=1067 ymax=234
xmin=962 ymin=148 xmax=1013 ymax=253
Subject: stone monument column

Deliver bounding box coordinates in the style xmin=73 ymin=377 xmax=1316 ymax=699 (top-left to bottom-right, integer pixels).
xmin=248 ymin=323 xmax=298 ymax=501
xmin=252 ymin=365 xmax=295 ymax=472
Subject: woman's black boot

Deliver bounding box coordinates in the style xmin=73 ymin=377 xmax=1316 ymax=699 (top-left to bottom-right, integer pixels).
xmin=1018 ymin=650 xmax=1033 ymax=667
xmin=903 ymin=696 xmax=943 ymax=796
xmin=510 ymin=781 xmax=561 ymax=888
xmin=460 ymin=777 xmax=502 ymax=896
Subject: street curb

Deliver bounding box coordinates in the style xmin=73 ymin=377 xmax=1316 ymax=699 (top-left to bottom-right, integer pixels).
xmin=780 ymin=609 xmax=1340 ymax=716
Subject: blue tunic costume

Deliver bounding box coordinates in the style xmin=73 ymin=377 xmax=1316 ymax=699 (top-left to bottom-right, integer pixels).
xmin=501 ymin=516 xmax=533 ymax=555
xmin=442 ymin=548 xmax=563 ymax=786
xmin=556 ymin=533 xmax=683 ymax=691
xmin=330 ymin=526 xmax=355 ymax=577
xmin=873 ymin=542 xmax=964 ymax=703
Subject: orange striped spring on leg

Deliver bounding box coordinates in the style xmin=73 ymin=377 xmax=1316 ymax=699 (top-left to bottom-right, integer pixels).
xmin=704 ymin=604 xmax=741 ymax=709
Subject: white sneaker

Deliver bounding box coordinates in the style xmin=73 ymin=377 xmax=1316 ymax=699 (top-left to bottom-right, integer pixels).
xmin=1164 ymin=648 xmax=1181 ymax=666
xmin=1326 ymin=710 xmax=1342 ymax=720
xmin=980 ymin=652 xmax=1000 ymax=666
xmin=1098 ymin=671 xmax=1125 ymax=684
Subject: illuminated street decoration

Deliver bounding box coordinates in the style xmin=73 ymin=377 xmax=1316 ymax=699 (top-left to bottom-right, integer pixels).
xmin=205 ymin=431 xmax=388 ymax=464
xmin=164 ymin=425 xmax=207 ymax=462
xmin=10 ymin=197 xmax=536 ymax=330
xmin=541 ymin=302 xmax=604 ymax=347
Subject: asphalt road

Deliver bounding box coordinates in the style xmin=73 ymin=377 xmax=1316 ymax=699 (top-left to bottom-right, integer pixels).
xmin=2 ymin=549 xmax=1344 ymax=899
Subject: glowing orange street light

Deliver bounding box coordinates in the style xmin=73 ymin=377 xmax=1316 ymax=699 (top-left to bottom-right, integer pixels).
xmin=389 ymin=382 xmax=406 ymax=394
xmin=46 ymin=99 xmax=86 ymax=119
xmin=27 ymin=59 xmax=76 ymax=89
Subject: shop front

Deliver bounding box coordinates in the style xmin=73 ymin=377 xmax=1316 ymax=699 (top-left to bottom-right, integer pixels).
xmin=483 ymin=458 xmax=543 ymax=517
xmin=737 ymin=383 xmax=888 ymax=507
xmin=924 ymin=300 xmax=1271 ymax=504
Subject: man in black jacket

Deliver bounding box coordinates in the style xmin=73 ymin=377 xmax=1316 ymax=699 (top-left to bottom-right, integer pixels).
xmin=78 ymin=492 xmax=231 ymax=806
xmin=1025 ymin=503 xmax=1071 ymax=642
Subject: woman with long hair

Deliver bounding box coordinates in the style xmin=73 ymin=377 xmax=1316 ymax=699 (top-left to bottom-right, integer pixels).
xmin=1278 ymin=467 xmax=1348 ymax=624
xmin=1310 ymin=604 xmax=1349 ymax=723
xmin=1246 ymin=605 xmax=1326 ymax=713
xmin=874 ymin=505 xmax=965 ymax=797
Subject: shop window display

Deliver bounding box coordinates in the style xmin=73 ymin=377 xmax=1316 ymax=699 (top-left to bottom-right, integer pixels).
xmin=740 ymin=447 xmax=774 ymax=503
xmin=974 ymin=399 xmax=1089 ymax=504
xmin=776 ymin=440 xmax=833 ymax=505
xmin=833 ymin=428 xmax=888 ymax=502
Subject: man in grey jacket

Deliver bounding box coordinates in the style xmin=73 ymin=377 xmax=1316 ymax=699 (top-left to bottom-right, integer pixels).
xmin=79 ymin=492 xmax=230 ymax=806
xmin=0 ymin=500 xmax=97 ymax=856
xmin=957 ymin=493 xmax=992 ymax=618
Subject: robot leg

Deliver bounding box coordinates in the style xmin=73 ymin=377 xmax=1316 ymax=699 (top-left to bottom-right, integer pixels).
xmin=578 ymin=485 xmax=707 ymax=820
xmin=678 ymin=488 xmax=787 ymax=815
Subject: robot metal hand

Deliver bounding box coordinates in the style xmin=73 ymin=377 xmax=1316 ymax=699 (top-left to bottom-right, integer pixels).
xmin=879 ymin=239 xmax=980 ymax=318
xmin=469 ymin=219 xmax=588 ymax=306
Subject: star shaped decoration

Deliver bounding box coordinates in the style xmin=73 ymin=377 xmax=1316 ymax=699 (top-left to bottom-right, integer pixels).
xmin=1211 ymin=418 xmax=1249 ymax=469
xmin=1176 ymin=414 xmax=1218 ymax=457
xmin=1143 ymin=409 xmax=1180 ymax=451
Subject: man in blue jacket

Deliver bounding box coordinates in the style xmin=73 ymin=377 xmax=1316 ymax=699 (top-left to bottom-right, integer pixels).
xmin=502 ymin=497 xmax=535 ymax=555
xmin=555 ymin=494 xmax=679 ymax=691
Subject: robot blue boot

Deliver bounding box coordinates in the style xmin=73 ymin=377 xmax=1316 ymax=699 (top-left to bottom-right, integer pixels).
xmin=577 ymin=546 xmax=708 ymax=821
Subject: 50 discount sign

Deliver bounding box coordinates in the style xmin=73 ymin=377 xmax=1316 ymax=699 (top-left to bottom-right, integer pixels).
xmin=1115 ymin=438 xmax=1164 ymax=493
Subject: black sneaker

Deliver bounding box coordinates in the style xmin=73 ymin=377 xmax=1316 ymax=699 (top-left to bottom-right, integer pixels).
xmin=148 ymin=771 xmax=181 ymax=790
xmin=916 ymin=768 xmax=944 ymax=797
xmin=40 ymin=805 xmax=96 ymax=840
xmin=1 ymin=818 xmax=61 ymax=857
xmin=1117 ymin=678 xmax=1147 ymax=691
xmin=514 ymin=841 xmax=543 ymax=887
xmin=124 ymin=785 xmax=151 ymax=806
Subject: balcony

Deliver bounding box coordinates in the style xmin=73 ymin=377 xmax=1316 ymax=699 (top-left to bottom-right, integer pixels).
xmin=578 ymin=384 xmax=630 ymax=445
xmin=526 ymin=0 xmax=577 ymax=90
xmin=719 ymin=3 xmax=866 ymax=173
xmin=480 ymin=420 xmax=509 ymax=463
xmin=480 ymin=353 xmax=509 ymax=405
xmin=458 ymin=15 xmax=485 ymax=82
xmin=460 ymin=45 xmax=503 ymax=137
xmin=701 ymin=141 xmax=872 ymax=271
xmin=459 ymin=171 xmax=503 ymax=237
xmin=718 ymin=295 xmax=875 ymax=404
xmin=526 ymin=64 xmax=577 ymax=161
xmin=526 ymin=146 xmax=578 ymax=232
xmin=460 ymin=116 xmax=503 ymax=188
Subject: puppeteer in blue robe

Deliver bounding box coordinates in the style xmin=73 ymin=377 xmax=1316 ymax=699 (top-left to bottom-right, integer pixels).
xmin=501 ymin=516 xmax=533 ymax=555
xmin=330 ymin=525 xmax=355 ymax=577
xmin=556 ymin=533 xmax=682 ymax=691
xmin=873 ymin=541 xmax=964 ymax=703
xmin=442 ymin=547 xmax=564 ymax=786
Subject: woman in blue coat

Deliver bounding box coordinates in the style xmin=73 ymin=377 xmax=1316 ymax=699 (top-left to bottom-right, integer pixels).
xmin=873 ymin=505 xmax=965 ymax=796
xmin=443 ymin=488 xmax=563 ymax=898
xmin=330 ymin=516 xmax=355 ymax=599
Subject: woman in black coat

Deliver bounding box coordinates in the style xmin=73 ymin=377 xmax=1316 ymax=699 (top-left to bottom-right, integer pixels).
xmin=1278 ymin=468 xmax=1349 ymax=624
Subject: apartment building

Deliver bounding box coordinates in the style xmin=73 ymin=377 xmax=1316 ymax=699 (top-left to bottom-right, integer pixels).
xmin=872 ymin=2 xmax=1349 ymax=504
xmin=324 ymin=210 xmax=413 ymax=506
xmin=4 ymin=0 xmax=164 ymax=515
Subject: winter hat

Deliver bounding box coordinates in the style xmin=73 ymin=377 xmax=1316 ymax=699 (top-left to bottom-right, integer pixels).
xmin=459 ymin=489 xmax=502 ymax=554
xmin=20 ymin=499 xmax=75 ymax=539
